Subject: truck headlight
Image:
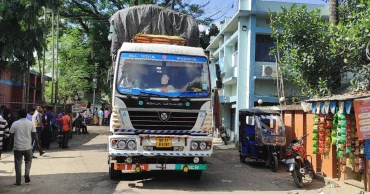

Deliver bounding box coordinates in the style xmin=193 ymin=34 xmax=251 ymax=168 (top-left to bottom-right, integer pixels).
xmin=127 ymin=140 xmax=137 ymax=150
xmin=199 ymin=142 xmax=207 ymax=150
xmin=117 ymin=140 xmax=126 ymax=149
xmin=190 ymin=141 xmax=212 ymax=151
xmin=191 ymin=142 xmax=199 ymax=150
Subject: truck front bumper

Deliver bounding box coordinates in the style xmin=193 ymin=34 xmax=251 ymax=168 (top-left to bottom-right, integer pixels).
xmin=108 ymin=134 xmax=213 ymax=157
xmin=112 ymin=163 xmax=208 ymax=172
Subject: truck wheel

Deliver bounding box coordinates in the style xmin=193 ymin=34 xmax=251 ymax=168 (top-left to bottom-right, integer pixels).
xmin=188 ymin=171 xmax=202 ymax=180
xmin=109 ymin=163 xmax=121 ymax=180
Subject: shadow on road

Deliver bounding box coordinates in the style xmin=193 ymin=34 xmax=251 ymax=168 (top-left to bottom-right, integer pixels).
xmin=0 ymin=170 xmax=327 ymax=194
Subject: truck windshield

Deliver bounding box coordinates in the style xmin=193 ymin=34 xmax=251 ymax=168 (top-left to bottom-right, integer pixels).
xmin=116 ymin=52 xmax=210 ymax=97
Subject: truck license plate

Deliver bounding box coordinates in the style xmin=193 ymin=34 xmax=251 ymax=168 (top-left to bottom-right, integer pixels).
xmin=156 ymin=138 xmax=172 ymax=148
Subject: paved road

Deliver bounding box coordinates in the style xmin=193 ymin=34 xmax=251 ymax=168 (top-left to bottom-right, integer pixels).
xmin=0 ymin=126 xmax=363 ymax=194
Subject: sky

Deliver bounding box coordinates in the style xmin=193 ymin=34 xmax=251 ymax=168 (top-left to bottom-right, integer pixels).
xmin=200 ymin=0 xmax=327 ymax=32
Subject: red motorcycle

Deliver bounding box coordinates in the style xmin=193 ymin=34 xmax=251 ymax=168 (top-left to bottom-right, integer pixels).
xmin=284 ymin=134 xmax=314 ymax=188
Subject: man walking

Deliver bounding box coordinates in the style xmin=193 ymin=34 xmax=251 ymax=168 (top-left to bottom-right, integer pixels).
xmin=60 ymin=112 xmax=71 ymax=149
xmin=9 ymin=109 xmax=41 ymax=185
xmin=98 ymin=108 xmax=104 ymax=126
xmin=32 ymin=106 xmax=42 ymax=158
xmin=0 ymin=114 xmax=10 ymax=160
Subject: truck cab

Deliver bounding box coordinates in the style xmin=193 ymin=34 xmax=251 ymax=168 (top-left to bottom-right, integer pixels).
xmin=108 ymin=41 xmax=213 ymax=180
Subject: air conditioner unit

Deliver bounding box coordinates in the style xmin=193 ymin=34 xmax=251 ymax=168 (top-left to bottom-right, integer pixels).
xmin=262 ymin=65 xmax=278 ymax=77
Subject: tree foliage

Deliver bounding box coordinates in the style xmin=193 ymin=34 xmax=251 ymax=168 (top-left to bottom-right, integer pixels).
xmin=330 ymin=1 xmax=370 ymax=91
xmin=200 ymin=24 xmax=219 ymax=49
xmin=45 ymin=28 xmax=92 ymax=104
xmin=269 ymin=5 xmax=336 ymax=97
xmin=0 ymin=0 xmax=51 ymax=81
xmin=270 ymin=2 xmax=370 ymax=97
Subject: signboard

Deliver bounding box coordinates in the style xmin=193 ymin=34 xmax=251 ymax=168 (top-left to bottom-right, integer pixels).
xmin=72 ymin=105 xmax=82 ymax=113
xmin=365 ymin=140 xmax=370 ymax=158
xmin=353 ymin=98 xmax=370 ymax=139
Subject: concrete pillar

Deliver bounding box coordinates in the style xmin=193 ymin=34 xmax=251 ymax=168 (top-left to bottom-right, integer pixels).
xmin=234 ymin=15 xmax=256 ymax=142
xmin=209 ymin=56 xmax=217 ymax=88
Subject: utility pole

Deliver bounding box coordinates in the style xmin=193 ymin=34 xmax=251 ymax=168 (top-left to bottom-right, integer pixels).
xmin=51 ymin=9 xmax=55 ymax=104
xmin=93 ymin=78 xmax=97 ymax=113
xmin=55 ymin=9 xmax=59 ymax=110
xmin=25 ymin=63 xmax=30 ymax=110
xmin=42 ymin=6 xmax=47 ymax=105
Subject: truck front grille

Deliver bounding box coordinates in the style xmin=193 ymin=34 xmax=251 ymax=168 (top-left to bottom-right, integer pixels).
xmin=128 ymin=111 xmax=198 ymax=130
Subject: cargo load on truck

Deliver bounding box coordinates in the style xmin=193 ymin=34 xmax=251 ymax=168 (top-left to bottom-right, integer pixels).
xmin=108 ymin=4 xmax=200 ymax=59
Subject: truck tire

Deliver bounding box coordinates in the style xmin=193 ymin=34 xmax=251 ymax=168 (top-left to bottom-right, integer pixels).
xmin=109 ymin=163 xmax=121 ymax=180
xmin=188 ymin=171 xmax=202 ymax=180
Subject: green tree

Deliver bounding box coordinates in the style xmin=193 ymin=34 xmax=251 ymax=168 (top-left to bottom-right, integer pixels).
xmin=0 ymin=0 xmax=50 ymax=80
xmin=270 ymin=2 xmax=370 ymax=97
xmin=269 ymin=5 xmax=336 ymax=96
xmin=330 ymin=1 xmax=370 ymax=91
xmin=45 ymin=27 xmax=92 ymax=104
xmin=200 ymin=24 xmax=220 ymax=49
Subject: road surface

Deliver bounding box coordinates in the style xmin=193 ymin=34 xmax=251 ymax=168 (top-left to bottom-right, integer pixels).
xmin=0 ymin=126 xmax=363 ymax=194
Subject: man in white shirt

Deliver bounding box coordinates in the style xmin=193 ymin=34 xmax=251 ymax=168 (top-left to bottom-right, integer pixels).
xmin=10 ymin=109 xmax=41 ymax=186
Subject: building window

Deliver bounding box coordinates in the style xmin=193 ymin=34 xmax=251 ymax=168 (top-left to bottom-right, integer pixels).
xmin=255 ymin=35 xmax=275 ymax=62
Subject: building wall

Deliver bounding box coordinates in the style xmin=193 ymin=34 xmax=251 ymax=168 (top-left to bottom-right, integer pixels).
xmin=282 ymin=110 xmax=338 ymax=178
xmin=0 ymin=67 xmax=45 ymax=112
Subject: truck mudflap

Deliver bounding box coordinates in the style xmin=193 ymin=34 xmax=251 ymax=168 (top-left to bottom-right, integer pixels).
xmin=114 ymin=163 xmax=208 ymax=172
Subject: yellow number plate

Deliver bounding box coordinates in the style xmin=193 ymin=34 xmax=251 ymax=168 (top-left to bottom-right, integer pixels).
xmin=156 ymin=138 xmax=172 ymax=148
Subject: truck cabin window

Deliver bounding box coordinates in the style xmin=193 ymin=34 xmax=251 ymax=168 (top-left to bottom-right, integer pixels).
xmin=116 ymin=53 xmax=210 ymax=98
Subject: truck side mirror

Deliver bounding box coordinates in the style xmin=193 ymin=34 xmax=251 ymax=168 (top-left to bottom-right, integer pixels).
xmin=215 ymin=63 xmax=222 ymax=82
xmin=216 ymin=80 xmax=222 ymax=89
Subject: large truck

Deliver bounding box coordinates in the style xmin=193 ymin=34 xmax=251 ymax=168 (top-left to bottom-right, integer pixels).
xmin=107 ymin=5 xmax=221 ymax=180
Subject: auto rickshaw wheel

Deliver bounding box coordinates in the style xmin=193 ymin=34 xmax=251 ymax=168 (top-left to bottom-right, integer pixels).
xmin=270 ymin=155 xmax=279 ymax=172
xmin=240 ymin=154 xmax=246 ymax=163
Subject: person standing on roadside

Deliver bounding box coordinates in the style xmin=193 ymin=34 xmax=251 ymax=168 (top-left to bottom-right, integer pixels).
xmin=41 ymin=107 xmax=53 ymax=149
xmin=32 ymin=106 xmax=43 ymax=159
xmin=104 ymin=108 xmax=109 ymax=126
xmin=0 ymin=114 xmax=10 ymax=160
xmin=57 ymin=110 xmax=64 ymax=131
xmin=9 ymin=109 xmax=41 ymax=186
xmin=60 ymin=112 xmax=72 ymax=149
xmin=98 ymin=108 xmax=104 ymax=126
